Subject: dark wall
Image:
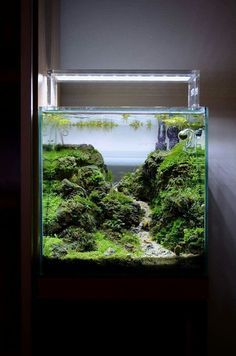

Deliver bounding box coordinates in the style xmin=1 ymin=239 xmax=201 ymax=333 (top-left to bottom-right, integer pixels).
xmin=59 ymin=1 xmax=236 ymax=355
xmin=0 ymin=1 xmax=20 ymax=355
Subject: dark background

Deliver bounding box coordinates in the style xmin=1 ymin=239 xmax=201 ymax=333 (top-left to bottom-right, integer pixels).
xmin=1 ymin=0 xmax=20 ymax=355
xmin=2 ymin=0 xmax=236 ymax=355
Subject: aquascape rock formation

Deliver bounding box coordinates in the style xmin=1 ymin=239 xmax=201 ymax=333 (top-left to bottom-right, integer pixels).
xmin=118 ymin=142 xmax=205 ymax=256
xmin=42 ymin=142 xmax=205 ymax=261
xmin=42 ymin=144 xmax=144 ymax=259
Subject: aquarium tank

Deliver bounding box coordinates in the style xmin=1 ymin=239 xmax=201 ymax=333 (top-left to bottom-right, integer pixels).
xmin=39 ymin=70 xmax=207 ymax=274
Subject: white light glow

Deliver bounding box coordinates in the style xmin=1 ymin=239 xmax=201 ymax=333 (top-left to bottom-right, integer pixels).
xmin=54 ymin=74 xmax=191 ymax=83
xmin=38 ymin=73 xmax=44 ymax=84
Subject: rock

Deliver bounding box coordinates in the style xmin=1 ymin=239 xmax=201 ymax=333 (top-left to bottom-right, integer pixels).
xmin=174 ymin=245 xmax=182 ymax=256
xmin=57 ymin=178 xmax=86 ymax=198
xmin=59 ymin=227 xmax=97 ymax=252
xmin=53 ymin=195 xmax=100 ymax=232
xmin=51 ymin=244 xmax=68 ymax=258
xmin=73 ymin=165 xmax=110 ymax=194
xmin=125 ymin=243 xmax=134 ymax=252
xmin=155 ymin=121 xmax=167 ymax=151
xmin=167 ymin=126 xmax=179 ymax=149
xmin=104 ymin=247 xmax=115 ymax=256
xmin=55 ymin=156 xmax=77 ymax=180
xmin=100 ymin=191 xmax=144 ymax=232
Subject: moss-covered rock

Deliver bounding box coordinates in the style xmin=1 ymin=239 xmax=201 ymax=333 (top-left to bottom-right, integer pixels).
xmin=118 ymin=142 xmax=205 ymax=254
xmin=43 ymin=145 xmax=110 ymax=236
xmin=60 ymin=226 xmax=97 ymax=252
xmin=150 ymin=145 xmax=205 ymax=254
xmin=42 ymin=194 xmax=63 ymax=235
xmin=59 ymin=178 xmax=86 ymax=198
xmin=42 ymin=141 xmax=205 ymax=258
xmin=48 ymin=194 xmax=101 ymax=234
xmin=43 ymin=144 xmax=108 ymax=181
xmin=100 ymin=191 xmax=144 ymax=232
xmin=72 ymin=165 xmax=111 ymax=194
xmin=118 ymin=150 xmax=165 ymax=201
xmin=43 ymin=236 xmax=68 ymax=259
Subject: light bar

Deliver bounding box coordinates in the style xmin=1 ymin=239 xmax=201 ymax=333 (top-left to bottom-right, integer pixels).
xmin=47 ymin=70 xmax=200 ymax=108
xmin=54 ymin=74 xmax=192 ymax=82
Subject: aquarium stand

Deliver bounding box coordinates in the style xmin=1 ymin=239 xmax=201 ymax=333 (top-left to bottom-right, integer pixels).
xmin=37 ymin=276 xmax=208 ymax=300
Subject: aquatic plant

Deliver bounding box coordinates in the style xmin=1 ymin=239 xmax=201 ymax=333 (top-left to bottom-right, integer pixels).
xmin=188 ymin=114 xmax=205 ymax=130
xmin=122 ymin=113 xmax=130 ymax=122
xmin=146 ymin=120 xmax=152 ymax=129
xmin=155 ymin=114 xmax=169 ymax=121
xmin=42 ymin=113 xmax=71 ymax=145
xmin=155 ymin=113 xmax=204 ymax=130
xmin=162 ymin=116 xmax=188 ymax=129
xmin=73 ymin=120 xmax=118 ymax=129
xmin=119 ymin=231 xmax=141 ymax=250
xmin=129 ymin=120 xmax=143 ymax=129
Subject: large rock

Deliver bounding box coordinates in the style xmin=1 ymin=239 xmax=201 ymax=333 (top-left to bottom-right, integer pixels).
xmin=100 ymin=191 xmax=144 ymax=232
xmin=49 ymin=194 xmax=101 ymax=233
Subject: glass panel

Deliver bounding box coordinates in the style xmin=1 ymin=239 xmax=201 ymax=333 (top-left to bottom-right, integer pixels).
xmin=39 ymin=106 xmax=207 ymax=275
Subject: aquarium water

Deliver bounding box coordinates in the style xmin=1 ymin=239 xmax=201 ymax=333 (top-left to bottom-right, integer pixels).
xmin=40 ymin=107 xmax=207 ymax=271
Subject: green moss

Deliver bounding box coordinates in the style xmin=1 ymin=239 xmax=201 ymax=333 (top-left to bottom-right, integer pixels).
xmin=162 ymin=116 xmax=188 ymax=129
xmin=54 ymin=194 xmax=101 ymax=233
xmin=73 ymin=120 xmax=118 ymax=129
xmin=43 ymin=194 xmax=63 ymax=234
xmin=63 ymin=231 xmax=142 ymax=260
xmin=59 ymin=226 xmax=97 ymax=252
xmin=129 ymin=120 xmax=143 ymax=129
xmin=122 ymin=113 xmax=130 ymax=121
xmin=72 ymin=165 xmax=111 ymax=194
xmin=146 ymin=120 xmax=152 ymax=129
xmin=155 ymin=114 xmax=204 ymax=131
xmin=43 ymin=144 xmax=107 ymax=177
xmin=42 ymin=140 xmax=205 ymax=260
xmin=55 ymin=179 xmax=87 ymax=198
xmin=42 ymin=113 xmax=71 ymax=145
xmin=43 ymin=236 xmax=67 ymax=258
xmin=150 ymin=144 xmax=205 ymax=254
xmin=100 ymin=191 xmax=144 ymax=232
xmin=118 ymin=142 xmax=205 ymax=254
xmin=118 ymin=150 xmax=165 ymax=201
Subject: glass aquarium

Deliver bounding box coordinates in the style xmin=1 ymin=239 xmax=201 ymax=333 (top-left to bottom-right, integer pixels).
xmin=39 ymin=105 xmax=207 ymax=275
xmin=38 ymin=70 xmax=207 ymax=274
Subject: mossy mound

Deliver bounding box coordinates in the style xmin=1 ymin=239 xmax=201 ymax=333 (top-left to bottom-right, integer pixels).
xmin=43 ymin=144 xmax=107 ymax=180
xmin=43 ymin=142 xmax=205 ymax=259
xmin=59 ymin=227 xmax=97 ymax=252
xmin=99 ymin=191 xmax=144 ymax=232
xmin=118 ymin=143 xmax=205 ymax=255
xmin=43 ymin=145 xmax=144 ymax=258
xmin=118 ymin=150 xmax=165 ymax=201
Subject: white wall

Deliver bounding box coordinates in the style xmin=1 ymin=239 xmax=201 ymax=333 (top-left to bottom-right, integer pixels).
xmin=60 ymin=1 xmax=236 ymax=354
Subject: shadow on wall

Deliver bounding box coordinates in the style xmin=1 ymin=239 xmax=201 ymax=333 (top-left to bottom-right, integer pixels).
xmin=207 ymin=112 xmax=236 ymax=355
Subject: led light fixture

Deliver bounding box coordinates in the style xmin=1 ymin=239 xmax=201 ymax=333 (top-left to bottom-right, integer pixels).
xmin=47 ymin=70 xmax=200 ymax=108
